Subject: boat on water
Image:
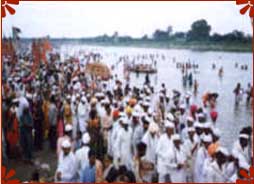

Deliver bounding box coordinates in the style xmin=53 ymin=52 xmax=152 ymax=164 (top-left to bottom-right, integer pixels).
xmin=85 ymin=62 xmax=111 ymax=80
xmin=128 ymin=64 xmax=157 ymax=74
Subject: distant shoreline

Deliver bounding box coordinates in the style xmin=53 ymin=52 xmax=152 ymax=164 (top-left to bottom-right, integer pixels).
xmin=20 ymin=39 xmax=253 ymax=53
xmin=77 ymin=41 xmax=252 ymax=53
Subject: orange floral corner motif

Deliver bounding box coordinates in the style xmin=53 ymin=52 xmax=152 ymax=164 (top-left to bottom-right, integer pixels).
xmin=236 ymin=0 xmax=254 ymax=17
xmin=236 ymin=166 xmax=254 ymax=184
xmin=1 ymin=0 xmax=19 ymax=18
xmin=1 ymin=166 xmax=20 ymax=184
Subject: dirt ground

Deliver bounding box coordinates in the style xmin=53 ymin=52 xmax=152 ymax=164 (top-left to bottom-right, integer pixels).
xmin=4 ymin=141 xmax=57 ymax=182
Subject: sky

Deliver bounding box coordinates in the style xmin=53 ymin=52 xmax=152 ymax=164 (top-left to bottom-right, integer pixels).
xmin=2 ymin=1 xmax=252 ymax=38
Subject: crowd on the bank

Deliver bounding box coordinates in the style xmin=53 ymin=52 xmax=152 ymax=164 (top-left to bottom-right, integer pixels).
xmin=2 ymin=50 xmax=253 ymax=183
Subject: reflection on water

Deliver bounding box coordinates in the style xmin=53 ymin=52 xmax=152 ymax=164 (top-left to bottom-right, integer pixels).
xmin=60 ymin=44 xmax=252 ymax=149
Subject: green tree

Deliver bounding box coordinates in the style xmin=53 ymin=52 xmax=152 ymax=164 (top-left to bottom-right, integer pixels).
xmin=167 ymin=26 xmax=173 ymax=36
xmin=187 ymin=19 xmax=211 ymax=41
xmin=141 ymin=34 xmax=148 ymax=40
xmin=153 ymin=29 xmax=169 ymax=41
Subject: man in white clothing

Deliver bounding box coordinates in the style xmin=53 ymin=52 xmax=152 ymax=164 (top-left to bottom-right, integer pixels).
xmin=141 ymin=122 xmax=159 ymax=182
xmin=77 ymin=96 xmax=88 ymax=133
xmin=156 ymin=121 xmax=175 ymax=182
xmin=75 ymin=132 xmax=91 ymax=176
xmin=232 ymin=134 xmax=250 ymax=165
xmin=55 ymin=139 xmax=78 ymax=182
xmin=181 ymin=116 xmax=194 ymax=139
xmin=183 ymin=127 xmax=199 ymax=182
xmin=204 ymin=147 xmax=229 ymax=182
xmin=131 ymin=111 xmax=144 ymax=156
xmin=169 ymin=134 xmax=188 ymax=182
xmin=193 ymin=134 xmax=212 ymax=182
xmin=114 ymin=117 xmax=133 ymax=170
xmin=229 ymin=160 xmax=250 ymax=182
xmin=71 ymin=95 xmax=79 ymax=139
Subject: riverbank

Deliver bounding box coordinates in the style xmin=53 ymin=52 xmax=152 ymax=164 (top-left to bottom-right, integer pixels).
xmin=49 ymin=39 xmax=253 ymax=53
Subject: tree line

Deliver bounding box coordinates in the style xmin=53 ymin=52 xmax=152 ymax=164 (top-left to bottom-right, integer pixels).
xmin=84 ymin=19 xmax=251 ymax=44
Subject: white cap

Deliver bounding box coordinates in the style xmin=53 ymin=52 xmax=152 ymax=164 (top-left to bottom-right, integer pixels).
xmin=73 ymin=84 xmax=79 ymax=91
xmin=61 ymin=139 xmax=71 ymax=148
xmin=82 ymin=133 xmax=91 ymax=144
xmin=202 ymin=134 xmax=212 ymax=142
xmin=172 ymin=134 xmax=181 ymax=141
xmin=66 ymin=95 xmax=71 ymax=100
xmin=119 ymin=117 xmax=128 ymax=125
xmin=72 ymin=76 xmax=78 ymax=82
xmin=148 ymin=108 xmax=153 ymax=115
xmin=239 ymin=134 xmax=249 ymax=139
xmin=144 ymin=116 xmax=151 ymax=123
xmin=26 ymin=93 xmax=33 ymax=100
xmin=165 ymin=121 xmax=175 ymax=128
xmin=65 ymin=124 xmax=73 ymax=132
xmin=148 ymin=122 xmax=159 ymax=133
xmin=185 ymin=92 xmax=192 ymax=98
xmin=166 ymin=113 xmax=174 ymax=121
xmin=81 ymin=96 xmax=86 ymax=103
xmin=143 ymin=101 xmax=150 ymax=107
xmin=132 ymin=111 xmax=139 ymax=117
xmin=203 ymin=122 xmax=212 ymax=129
xmin=212 ymin=127 xmax=221 ymax=137
xmin=197 ymin=113 xmax=204 ymax=118
xmin=51 ymin=91 xmax=56 ymax=96
xmin=187 ymin=116 xmax=194 ymax=122
xmin=119 ymin=112 xmax=126 ymax=117
xmin=52 ymin=85 xmax=58 ymax=90
xmin=104 ymin=98 xmax=110 ymax=104
xmin=12 ymin=98 xmax=19 ymax=103
xmin=101 ymin=99 xmax=107 ymax=104
xmin=194 ymin=121 xmax=203 ymax=128
xmin=97 ymin=92 xmax=104 ymax=97
xmin=188 ymin=127 xmax=196 ymax=132
xmin=179 ymin=103 xmax=186 ymax=109
xmin=216 ymin=147 xmax=229 ymax=156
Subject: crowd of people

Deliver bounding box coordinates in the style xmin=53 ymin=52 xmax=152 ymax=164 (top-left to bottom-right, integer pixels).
xmin=2 ymin=47 xmax=253 ymax=183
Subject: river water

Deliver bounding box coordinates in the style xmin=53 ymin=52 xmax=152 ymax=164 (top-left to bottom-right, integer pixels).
xmin=58 ymin=44 xmax=252 ymax=150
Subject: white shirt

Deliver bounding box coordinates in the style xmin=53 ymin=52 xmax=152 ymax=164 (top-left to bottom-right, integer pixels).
xmin=156 ymin=134 xmax=174 ymax=175
xmin=75 ymin=146 xmax=90 ymax=175
xmin=142 ymin=132 xmax=159 ymax=164
xmin=132 ymin=123 xmax=144 ymax=155
xmin=56 ymin=151 xmax=77 ymax=182
xmin=182 ymin=134 xmax=199 ymax=158
xmin=204 ymin=161 xmax=228 ymax=182
xmin=232 ymin=140 xmax=250 ymax=164
xmin=77 ymin=102 xmax=88 ymax=133
xmin=114 ymin=126 xmax=133 ymax=170
xmin=194 ymin=146 xmax=209 ymax=182
xmin=170 ymin=145 xmax=187 ymax=182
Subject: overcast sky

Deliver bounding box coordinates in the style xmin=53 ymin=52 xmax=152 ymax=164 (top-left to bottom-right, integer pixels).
xmin=2 ymin=1 xmax=252 ymax=38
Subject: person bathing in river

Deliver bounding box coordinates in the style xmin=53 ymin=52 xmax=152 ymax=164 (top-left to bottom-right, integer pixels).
xmin=245 ymin=83 xmax=253 ymax=104
xmin=233 ymin=83 xmax=243 ymax=105
xmin=194 ymin=80 xmax=198 ymax=95
xmin=218 ymin=67 xmax=223 ymax=78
